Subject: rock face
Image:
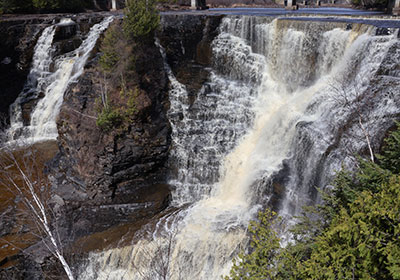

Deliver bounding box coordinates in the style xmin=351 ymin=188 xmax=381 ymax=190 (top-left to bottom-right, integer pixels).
xmin=0 ymin=12 xmax=223 ymax=278
xmin=52 ymin=33 xmax=172 ymax=239
xmin=55 ymin=48 xmax=171 ymax=202
xmin=50 ymin=14 xmax=223 ymax=237
xmin=158 ymin=14 xmax=222 ymax=103
xmin=0 ymin=19 xmax=47 ymax=121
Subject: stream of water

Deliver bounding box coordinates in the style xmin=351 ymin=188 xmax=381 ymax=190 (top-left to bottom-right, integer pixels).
xmin=78 ymin=16 xmax=400 ymax=280
xmin=7 ymin=16 xmax=114 ymax=145
xmin=5 ymin=10 xmax=399 ymax=280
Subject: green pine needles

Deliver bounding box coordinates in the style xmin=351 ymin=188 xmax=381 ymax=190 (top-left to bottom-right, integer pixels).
xmin=123 ymin=0 xmax=160 ymax=39
xmin=225 ymin=122 xmax=400 ymax=280
xmin=377 ymin=121 xmax=400 ymax=174
xmin=225 ymin=210 xmax=282 ymax=280
xmin=95 ymin=0 xmax=159 ymax=133
xmin=96 ymin=106 xmax=124 ymax=132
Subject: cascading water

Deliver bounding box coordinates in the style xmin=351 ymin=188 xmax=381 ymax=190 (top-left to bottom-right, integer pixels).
xmin=167 ymin=35 xmax=264 ymax=207
xmin=80 ymin=16 xmax=400 ymax=279
xmin=8 ymin=25 xmax=57 ymax=141
xmin=7 ymin=16 xmax=114 ymax=145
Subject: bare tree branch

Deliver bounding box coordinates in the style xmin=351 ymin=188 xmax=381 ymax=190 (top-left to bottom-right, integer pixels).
xmin=328 ymin=79 xmax=375 ymax=162
xmin=0 ymin=146 xmax=75 ymax=280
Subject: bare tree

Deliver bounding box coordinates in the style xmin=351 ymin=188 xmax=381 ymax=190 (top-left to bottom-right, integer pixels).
xmin=146 ymin=229 xmax=181 ymax=280
xmin=0 ymin=146 xmax=75 ymax=280
xmin=329 ymin=80 xmax=375 ymax=163
xmin=130 ymin=222 xmax=184 ymax=280
xmin=99 ymin=72 xmax=109 ymax=110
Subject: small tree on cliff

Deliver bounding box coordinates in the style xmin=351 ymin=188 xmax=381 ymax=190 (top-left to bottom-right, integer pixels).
xmin=123 ymin=0 xmax=160 ymax=39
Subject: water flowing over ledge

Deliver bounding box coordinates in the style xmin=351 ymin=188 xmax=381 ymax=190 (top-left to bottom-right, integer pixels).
xmin=78 ymin=15 xmax=400 ymax=280
xmin=6 ymin=16 xmax=114 ymax=146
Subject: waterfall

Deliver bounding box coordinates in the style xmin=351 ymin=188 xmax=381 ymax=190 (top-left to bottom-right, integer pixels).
xmin=7 ymin=16 xmax=114 ymax=145
xmin=166 ymin=33 xmax=264 ymax=207
xmin=80 ymin=16 xmax=399 ymax=279
xmin=8 ymin=25 xmax=57 ymax=142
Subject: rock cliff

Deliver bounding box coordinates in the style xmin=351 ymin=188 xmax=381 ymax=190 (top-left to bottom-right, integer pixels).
xmin=0 ymin=12 xmax=223 ymax=278
xmin=48 ymin=14 xmax=223 ymax=238
xmin=0 ymin=18 xmax=47 ymax=121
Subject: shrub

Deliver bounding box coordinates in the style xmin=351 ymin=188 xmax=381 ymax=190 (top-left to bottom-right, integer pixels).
xmin=120 ymin=78 xmax=139 ymax=118
xmin=95 ymin=81 xmax=140 ymax=132
xmin=126 ymin=88 xmax=138 ymax=117
xmin=96 ymin=106 xmax=123 ymax=132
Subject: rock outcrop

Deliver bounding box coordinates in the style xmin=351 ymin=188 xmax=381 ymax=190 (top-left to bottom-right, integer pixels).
xmin=52 ymin=31 xmax=171 ymax=239
xmin=0 ymin=12 xmax=224 ymax=277
xmin=0 ymin=18 xmax=47 ymax=121
xmin=49 ymin=14 xmax=223 ymax=237
xmin=158 ymin=14 xmax=222 ymax=103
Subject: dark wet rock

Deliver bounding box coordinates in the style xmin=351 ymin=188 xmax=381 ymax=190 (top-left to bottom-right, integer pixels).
xmin=54 ymin=21 xmax=78 ymax=41
xmin=0 ymin=20 xmax=47 ymax=121
xmin=21 ymin=97 xmax=42 ymax=126
xmin=0 ymin=206 xmax=16 ymax=237
xmin=53 ymin=37 xmax=83 ymax=56
xmin=157 ymin=14 xmax=223 ymax=103
xmin=49 ymin=29 xmax=172 ymax=244
xmin=0 ymin=255 xmax=42 ymax=280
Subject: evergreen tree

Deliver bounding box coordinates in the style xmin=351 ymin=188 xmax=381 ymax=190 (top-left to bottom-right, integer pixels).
xmin=123 ymin=0 xmax=160 ymax=39
xmin=32 ymin=0 xmax=58 ymax=11
xmin=377 ymin=122 xmax=400 ymax=174
xmin=224 ymin=209 xmax=282 ymax=280
xmin=303 ymin=176 xmax=400 ymax=279
xmin=0 ymin=0 xmax=33 ymax=13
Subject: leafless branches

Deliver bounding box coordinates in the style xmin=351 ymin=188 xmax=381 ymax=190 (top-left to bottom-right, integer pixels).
xmin=0 ymin=147 xmax=75 ymax=280
xmin=132 ymin=225 xmax=184 ymax=280
xmin=328 ymin=80 xmax=375 ymax=162
xmin=99 ymin=72 xmax=109 ymax=110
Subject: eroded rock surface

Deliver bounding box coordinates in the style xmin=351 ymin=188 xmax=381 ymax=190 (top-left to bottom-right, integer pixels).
xmin=158 ymin=14 xmax=222 ymax=103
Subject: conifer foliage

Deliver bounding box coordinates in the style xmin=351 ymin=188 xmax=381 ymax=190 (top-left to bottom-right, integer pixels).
xmin=225 ymin=210 xmax=282 ymax=280
xmin=226 ymin=122 xmax=400 ymax=280
xmin=95 ymin=0 xmax=159 ymax=132
xmin=123 ymin=0 xmax=160 ymax=39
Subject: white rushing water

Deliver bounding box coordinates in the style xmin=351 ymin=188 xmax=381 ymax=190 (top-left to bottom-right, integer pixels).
xmin=80 ymin=16 xmax=400 ymax=279
xmin=7 ymin=16 xmax=114 ymax=145
xmin=8 ymin=25 xmax=57 ymax=141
